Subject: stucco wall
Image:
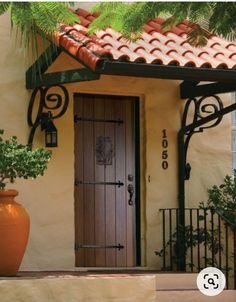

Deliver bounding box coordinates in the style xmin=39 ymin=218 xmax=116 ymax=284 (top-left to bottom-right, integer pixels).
xmin=0 ymin=11 xmax=232 ymax=270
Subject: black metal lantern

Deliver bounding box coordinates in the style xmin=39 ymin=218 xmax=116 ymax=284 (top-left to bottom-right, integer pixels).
xmin=27 ymin=85 xmax=69 ymax=147
xmin=45 ymin=121 xmax=57 ymax=147
xmin=41 ymin=112 xmax=58 ymax=148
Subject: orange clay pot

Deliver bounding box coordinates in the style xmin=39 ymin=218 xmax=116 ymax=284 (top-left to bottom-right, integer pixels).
xmin=0 ymin=189 xmax=30 ymax=276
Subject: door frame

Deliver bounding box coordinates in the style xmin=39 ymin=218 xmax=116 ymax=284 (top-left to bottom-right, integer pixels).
xmin=73 ymin=93 xmax=141 ymax=266
xmin=134 ymin=98 xmax=141 ymax=266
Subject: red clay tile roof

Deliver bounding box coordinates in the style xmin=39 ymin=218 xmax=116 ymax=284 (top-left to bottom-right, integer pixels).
xmin=54 ymin=8 xmax=236 ymax=72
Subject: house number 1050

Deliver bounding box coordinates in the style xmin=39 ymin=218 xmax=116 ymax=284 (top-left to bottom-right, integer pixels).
xmin=162 ymin=129 xmax=168 ymax=169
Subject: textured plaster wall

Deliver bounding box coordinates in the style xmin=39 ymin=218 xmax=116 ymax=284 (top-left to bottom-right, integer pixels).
xmin=0 ymin=11 xmax=232 ymax=270
xmin=185 ymin=109 xmax=232 ymax=207
xmin=0 ymin=13 xmax=76 ymax=270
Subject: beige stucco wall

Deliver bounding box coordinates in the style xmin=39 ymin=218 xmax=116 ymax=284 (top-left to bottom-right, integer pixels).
xmin=0 ymin=11 xmax=232 ymax=270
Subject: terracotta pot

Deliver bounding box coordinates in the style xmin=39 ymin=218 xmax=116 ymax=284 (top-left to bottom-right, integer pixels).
xmin=0 ymin=189 xmax=30 ymax=276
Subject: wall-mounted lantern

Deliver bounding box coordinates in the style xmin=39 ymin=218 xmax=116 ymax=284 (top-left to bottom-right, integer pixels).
xmin=41 ymin=112 xmax=58 ymax=148
xmin=27 ymin=85 xmax=69 ymax=147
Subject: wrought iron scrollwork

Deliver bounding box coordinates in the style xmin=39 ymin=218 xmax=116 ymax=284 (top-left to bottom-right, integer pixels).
xmin=177 ymin=94 xmax=224 ymax=270
xmin=181 ymin=95 xmax=223 ymax=179
xmin=27 ymin=85 xmax=69 ymax=146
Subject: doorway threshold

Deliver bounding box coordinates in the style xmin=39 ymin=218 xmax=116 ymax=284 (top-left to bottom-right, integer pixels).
xmin=74 ymin=267 xmax=159 ymax=273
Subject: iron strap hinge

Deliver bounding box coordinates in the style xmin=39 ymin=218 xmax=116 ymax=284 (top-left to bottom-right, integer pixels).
xmin=75 ymin=244 xmax=124 ymax=251
xmin=74 ymin=115 xmax=123 ymax=125
xmin=75 ymin=180 xmax=124 ymax=187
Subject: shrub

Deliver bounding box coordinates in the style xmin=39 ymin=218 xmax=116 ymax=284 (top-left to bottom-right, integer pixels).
xmin=0 ymin=129 xmax=51 ymax=189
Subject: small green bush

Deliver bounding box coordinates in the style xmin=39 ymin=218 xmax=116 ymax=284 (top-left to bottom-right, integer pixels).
xmin=0 ymin=129 xmax=51 ymax=189
xmin=207 ymin=171 xmax=236 ymax=224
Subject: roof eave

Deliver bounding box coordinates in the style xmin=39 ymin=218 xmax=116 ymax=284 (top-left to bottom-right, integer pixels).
xmin=96 ymin=61 xmax=236 ymax=84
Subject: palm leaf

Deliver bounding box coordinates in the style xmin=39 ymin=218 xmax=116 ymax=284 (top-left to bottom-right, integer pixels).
xmin=30 ymin=2 xmax=78 ymax=35
xmin=6 ymin=2 xmax=78 ymax=77
xmin=89 ymin=2 xmax=236 ymax=46
xmin=162 ymin=16 xmax=182 ymax=32
xmin=89 ymin=3 xmax=126 ymax=34
xmin=0 ymin=2 xmax=10 ymax=15
xmin=187 ymin=25 xmax=211 ymax=47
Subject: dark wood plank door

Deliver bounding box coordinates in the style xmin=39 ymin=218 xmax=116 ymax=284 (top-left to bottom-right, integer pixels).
xmin=74 ymin=94 xmax=137 ymax=267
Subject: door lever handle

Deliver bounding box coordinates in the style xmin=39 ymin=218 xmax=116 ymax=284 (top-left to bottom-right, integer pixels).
xmin=127 ymin=184 xmax=134 ymax=206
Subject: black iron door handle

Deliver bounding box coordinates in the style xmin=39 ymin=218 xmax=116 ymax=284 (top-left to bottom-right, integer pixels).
xmin=127 ymin=184 xmax=134 ymax=205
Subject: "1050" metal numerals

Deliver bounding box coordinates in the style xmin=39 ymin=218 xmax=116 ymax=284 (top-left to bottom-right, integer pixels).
xmin=162 ymin=129 xmax=168 ymax=169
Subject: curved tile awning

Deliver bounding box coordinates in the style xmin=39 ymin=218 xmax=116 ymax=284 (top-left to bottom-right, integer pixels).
xmin=54 ymin=8 xmax=236 ymax=72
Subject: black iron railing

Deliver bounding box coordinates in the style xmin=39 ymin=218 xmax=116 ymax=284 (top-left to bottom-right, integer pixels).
xmin=159 ymin=208 xmax=236 ymax=289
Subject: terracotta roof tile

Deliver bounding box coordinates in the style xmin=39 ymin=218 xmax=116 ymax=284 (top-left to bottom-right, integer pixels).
xmin=107 ymin=48 xmax=130 ymax=61
xmin=147 ymin=20 xmax=163 ymax=33
xmin=55 ymin=8 xmax=236 ymax=71
xmin=77 ymin=8 xmax=91 ymax=18
xmin=77 ymin=15 xmax=91 ymax=28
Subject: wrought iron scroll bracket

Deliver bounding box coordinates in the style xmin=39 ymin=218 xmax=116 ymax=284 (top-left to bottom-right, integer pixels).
xmin=177 ymin=94 xmax=224 ymax=271
xmin=27 ymin=85 xmax=69 ymax=146
xmin=180 ymin=95 xmax=224 ymax=181
xmin=177 ymin=93 xmax=236 ymax=271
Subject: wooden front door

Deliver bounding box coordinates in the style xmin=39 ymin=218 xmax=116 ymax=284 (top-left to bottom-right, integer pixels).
xmin=74 ymin=94 xmax=137 ymax=267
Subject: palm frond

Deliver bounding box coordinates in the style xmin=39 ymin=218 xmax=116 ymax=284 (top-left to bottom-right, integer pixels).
xmin=162 ymin=16 xmax=181 ymax=32
xmin=167 ymin=2 xmax=192 ymax=20
xmin=224 ymin=31 xmax=236 ymax=42
xmin=5 ymin=2 xmax=78 ymax=77
xmin=208 ymin=2 xmax=236 ymax=38
xmin=90 ymin=2 xmax=169 ymax=39
xmin=10 ymin=2 xmax=33 ymax=48
xmin=30 ymin=2 xmax=78 ymax=34
xmin=88 ymin=3 xmax=127 ymax=34
xmin=89 ymin=2 xmax=213 ymax=44
xmin=194 ymin=17 xmax=210 ymax=32
xmin=91 ymin=2 xmax=124 ymax=14
xmin=187 ymin=2 xmax=212 ymax=22
xmin=0 ymin=2 xmax=10 ymax=15
xmin=187 ymin=25 xmax=211 ymax=47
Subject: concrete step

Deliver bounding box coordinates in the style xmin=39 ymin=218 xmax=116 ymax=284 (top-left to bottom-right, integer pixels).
xmin=156 ymin=290 xmax=236 ymax=302
xmin=156 ymin=273 xmax=198 ymax=290
xmin=0 ymin=273 xmax=157 ymax=302
xmin=155 ymin=273 xmax=236 ymax=302
xmin=1 ymin=271 xmax=234 ymax=302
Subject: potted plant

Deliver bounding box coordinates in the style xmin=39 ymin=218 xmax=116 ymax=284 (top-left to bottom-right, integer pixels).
xmin=0 ymin=129 xmax=51 ymax=276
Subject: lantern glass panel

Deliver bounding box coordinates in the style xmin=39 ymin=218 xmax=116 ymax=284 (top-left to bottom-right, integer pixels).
xmin=45 ymin=130 xmax=57 ymax=147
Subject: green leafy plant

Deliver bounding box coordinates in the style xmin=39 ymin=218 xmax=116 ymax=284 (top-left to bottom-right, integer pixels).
xmin=206 ymin=172 xmax=236 ymax=224
xmin=155 ymin=221 xmax=222 ymax=270
xmin=91 ymin=2 xmax=236 ymax=47
xmin=156 ymin=174 xmax=236 ymax=273
xmin=0 ymin=2 xmax=78 ymax=76
xmin=0 ymin=2 xmax=78 ymax=53
xmin=0 ymin=129 xmax=51 ymax=189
